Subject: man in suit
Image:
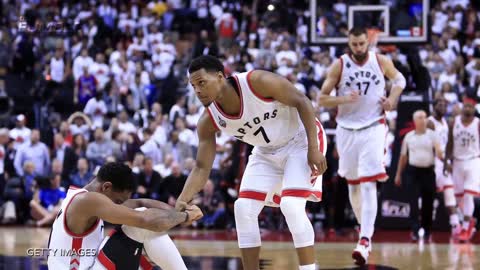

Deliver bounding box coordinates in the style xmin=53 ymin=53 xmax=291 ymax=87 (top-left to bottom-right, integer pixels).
xmin=162 ymin=162 xmax=187 ymax=206
xmin=52 ymin=133 xmax=77 ymax=182
xmin=162 ymin=130 xmax=193 ymax=165
xmin=135 ymin=157 xmax=163 ymax=200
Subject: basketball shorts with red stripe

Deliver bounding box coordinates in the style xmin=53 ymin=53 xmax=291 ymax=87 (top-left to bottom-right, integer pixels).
xmin=239 ymin=122 xmax=327 ymax=207
xmin=452 ymin=157 xmax=480 ymax=197
xmin=336 ymin=121 xmax=388 ymax=184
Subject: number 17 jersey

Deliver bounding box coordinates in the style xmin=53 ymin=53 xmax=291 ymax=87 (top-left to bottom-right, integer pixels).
xmin=206 ymin=70 xmax=302 ymax=147
xmin=336 ymin=51 xmax=386 ymax=129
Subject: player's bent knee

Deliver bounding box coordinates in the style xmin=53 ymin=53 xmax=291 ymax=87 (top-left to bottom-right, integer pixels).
xmin=234 ymin=198 xmax=264 ymax=248
xmin=280 ymin=197 xmax=314 ymax=248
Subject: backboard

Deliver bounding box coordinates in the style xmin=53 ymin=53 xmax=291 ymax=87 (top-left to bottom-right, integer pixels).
xmin=309 ymin=0 xmax=429 ymax=45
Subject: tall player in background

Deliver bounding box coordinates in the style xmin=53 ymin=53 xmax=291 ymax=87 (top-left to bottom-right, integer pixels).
xmin=318 ymin=27 xmax=406 ymax=265
xmin=176 ymin=55 xmax=327 ymax=270
xmin=445 ymin=99 xmax=480 ymax=243
xmin=427 ymin=97 xmax=461 ymax=237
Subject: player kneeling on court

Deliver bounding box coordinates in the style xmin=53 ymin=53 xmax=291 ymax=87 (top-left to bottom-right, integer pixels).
xmin=47 ymin=162 xmax=203 ymax=270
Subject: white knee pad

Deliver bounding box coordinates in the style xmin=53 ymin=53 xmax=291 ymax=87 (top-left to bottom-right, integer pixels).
xmin=280 ymin=197 xmax=315 ymax=248
xmin=348 ymin=185 xmax=362 ymax=222
xmin=359 ymin=182 xmax=378 ymax=239
xmin=443 ymin=188 xmax=456 ymax=207
xmin=462 ymin=194 xmax=475 ymax=217
xmin=234 ymin=198 xmax=264 ymax=248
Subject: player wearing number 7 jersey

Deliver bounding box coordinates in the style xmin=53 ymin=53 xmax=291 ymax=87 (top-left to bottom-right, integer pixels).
xmin=175 ymin=55 xmax=328 ymax=270
xmin=318 ymin=27 xmax=406 ymax=265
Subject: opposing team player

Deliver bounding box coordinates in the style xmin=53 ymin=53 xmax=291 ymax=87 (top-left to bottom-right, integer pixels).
xmin=445 ymin=98 xmax=480 ymax=242
xmin=427 ymin=97 xmax=461 ymax=237
xmin=48 ymin=162 xmax=203 ymax=270
xmin=318 ymin=27 xmax=406 ymax=265
xmin=176 ymin=55 xmax=327 ymax=270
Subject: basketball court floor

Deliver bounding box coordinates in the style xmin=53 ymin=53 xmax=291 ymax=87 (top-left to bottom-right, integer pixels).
xmin=0 ymin=226 xmax=478 ymax=270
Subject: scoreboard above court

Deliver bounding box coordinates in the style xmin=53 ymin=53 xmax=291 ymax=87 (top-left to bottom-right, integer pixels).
xmin=309 ymin=0 xmax=429 ymax=45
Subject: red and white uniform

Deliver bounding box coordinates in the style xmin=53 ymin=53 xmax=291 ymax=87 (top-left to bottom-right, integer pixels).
xmin=207 ymin=70 xmax=326 ymax=206
xmin=48 ymin=187 xmax=104 ymax=270
xmin=452 ymin=116 xmax=480 ymax=196
xmin=335 ymin=51 xmax=388 ymax=184
xmin=428 ymin=115 xmax=453 ymax=191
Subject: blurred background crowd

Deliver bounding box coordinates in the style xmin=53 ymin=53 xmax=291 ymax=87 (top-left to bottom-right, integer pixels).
xmin=0 ymin=0 xmax=480 ymax=234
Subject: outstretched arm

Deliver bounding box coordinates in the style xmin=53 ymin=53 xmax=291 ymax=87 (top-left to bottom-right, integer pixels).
xmin=176 ymin=112 xmax=217 ymax=209
xmin=77 ymin=192 xmax=202 ymax=232
xmin=248 ymin=70 xmax=327 ymax=175
xmin=123 ymin=198 xmax=174 ymax=210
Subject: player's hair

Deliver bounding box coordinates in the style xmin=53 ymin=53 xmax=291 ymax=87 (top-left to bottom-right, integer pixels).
xmin=349 ymin=26 xmax=368 ymax=37
xmin=189 ymin=55 xmax=225 ymax=76
xmin=96 ymin=162 xmax=135 ymax=192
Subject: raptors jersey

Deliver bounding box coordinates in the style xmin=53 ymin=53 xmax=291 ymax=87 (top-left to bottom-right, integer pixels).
xmin=428 ymin=116 xmax=448 ymax=147
xmin=207 ymin=71 xmax=301 ymax=147
xmin=336 ymin=51 xmax=386 ymax=129
xmin=48 ymin=187 xmax=104 ymax=270
xmin=453 ymin=116 xmax=480 ymax=160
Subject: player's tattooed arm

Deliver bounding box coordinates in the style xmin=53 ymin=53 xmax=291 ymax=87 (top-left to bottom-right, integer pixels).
xmin=123 ymin=199 xmax=174 ymax=210
xmin=77 ymin=192 xmax=201 ymax=232
xmin=318 ymin=59 xmax=358 ymax=107
xmin=176 ymin=112 xmax=217 ymax=210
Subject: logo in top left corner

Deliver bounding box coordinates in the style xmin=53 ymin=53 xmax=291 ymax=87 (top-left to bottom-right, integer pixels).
xmin=218 ymin=116 xmax=226 ymax=128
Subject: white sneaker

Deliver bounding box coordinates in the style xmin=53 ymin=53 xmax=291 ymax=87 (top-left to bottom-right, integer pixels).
xmin=352 ymin=237 xmax=371 ymax=266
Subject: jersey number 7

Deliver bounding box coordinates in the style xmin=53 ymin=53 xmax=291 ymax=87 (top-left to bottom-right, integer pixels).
xmin=254 ymin=126 xmax=270 ymax=143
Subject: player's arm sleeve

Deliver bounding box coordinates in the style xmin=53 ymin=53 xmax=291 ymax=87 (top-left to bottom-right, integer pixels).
xmin=177 ymin=112 xmax=217 ymax=204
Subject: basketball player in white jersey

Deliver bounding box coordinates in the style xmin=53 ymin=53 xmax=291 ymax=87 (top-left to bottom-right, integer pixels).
xmin=175 ymin=55 xmax=328 ymax=270
xmin=47 ymin=162 xmax=203 ymax=270
xmin=427 ymin=97 xmax=461 ymax=237
xmin=445 ymin=99 xmax=480 ymax=242
xmin=318 ymin=27 xmax=406 ymax=265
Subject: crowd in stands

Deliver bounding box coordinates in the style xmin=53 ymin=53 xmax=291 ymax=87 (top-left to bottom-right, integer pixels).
xmin=0 ymin=0 xmax=479 ymax=233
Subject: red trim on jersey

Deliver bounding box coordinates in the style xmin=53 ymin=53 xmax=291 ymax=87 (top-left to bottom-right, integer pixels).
xmin=375 ymin=53 xmax=385 ymax=75
xmin=140 ymin=255 xmax=154 ymax=270
xmin=455 ymin=192 xmax=464 ymax=197
xmin=69 ymin=185 xmax=81 ymax=190
xmin=63 ymin=191 xmax=101 ymax=237
xmin=348 ymin=53 xmax=370 ymax=67
xmin=70 ymin=237 xmax=83 ymax=269
xmin=335 ymin=57 xmax=343 ymax=88
xmin=465 ymin=189 xmax=480 ymax=197
xmin=273 ymin=194 xmax=281 ymax=204
xmin=108 ymin=228 xmax=117 ymax=237
xmin=347 ymin=173 xmax=389 ymax=185
xmin=206 ymin=108 xmax=220 ymax=131
xmin=239 ymin=190 xmax=266 ymax=201
xmin=213 ymin=75 xmax=244 ymax=119
xmin=281 ymin=189 xmax=322 ymax=199
xmin=98 ymin=250 xmax=116 ymax=270
xmin=246 ymin=70 xmax=275 ymax=102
